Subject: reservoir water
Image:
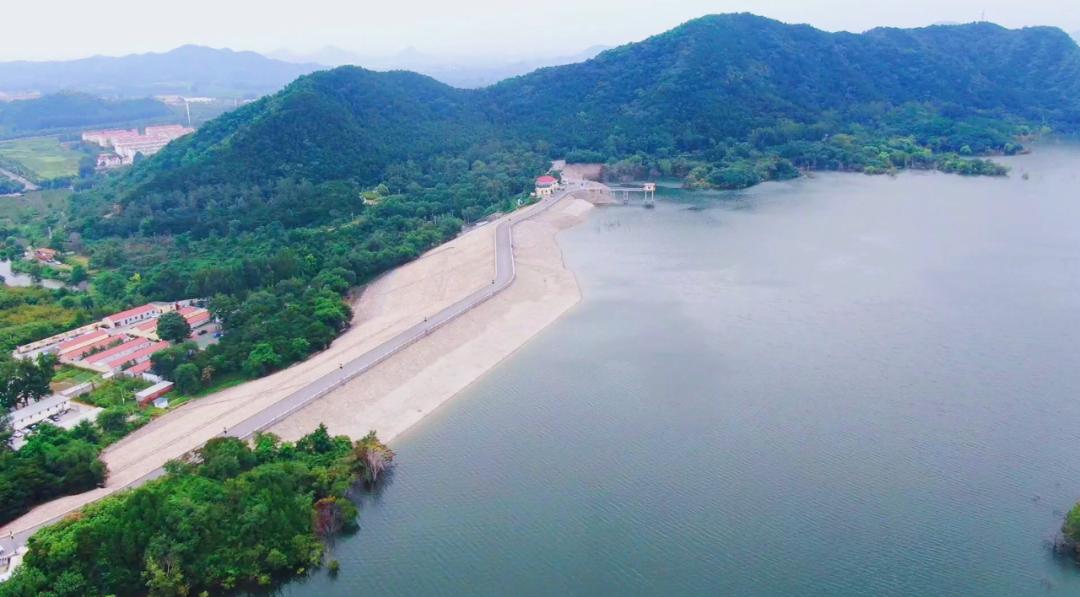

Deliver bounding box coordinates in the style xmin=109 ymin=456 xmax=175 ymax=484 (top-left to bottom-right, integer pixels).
xmin=0 ymin=259 xmax=65 ymax=289
xmin=284 ymin=145 xmax=1080 ymax=596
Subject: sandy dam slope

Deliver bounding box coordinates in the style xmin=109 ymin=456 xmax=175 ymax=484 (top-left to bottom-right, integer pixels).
xmin=0 ymin=192 xmax=594 ymax=543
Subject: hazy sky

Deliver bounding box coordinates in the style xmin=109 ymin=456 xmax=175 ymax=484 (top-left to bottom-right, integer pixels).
xmin=5 ymin=0 xmax=1079 ymax=61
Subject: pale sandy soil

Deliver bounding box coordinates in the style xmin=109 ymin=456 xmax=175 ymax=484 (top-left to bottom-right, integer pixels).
xmin=271 ymin=196 xmax=593 ymax=442
xmin=1 ymin=194 xmax=594 ymax=538
xmin=560 ymin=162 xmax=603 ymax=182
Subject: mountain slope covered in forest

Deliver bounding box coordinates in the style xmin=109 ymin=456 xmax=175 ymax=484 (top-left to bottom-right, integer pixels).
xmin=99 ymin=14 xmax=1080 ymax=226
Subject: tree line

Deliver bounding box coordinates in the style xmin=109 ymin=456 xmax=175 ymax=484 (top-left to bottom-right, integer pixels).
xmin=0 ymin=426 xmax=394 ymax=597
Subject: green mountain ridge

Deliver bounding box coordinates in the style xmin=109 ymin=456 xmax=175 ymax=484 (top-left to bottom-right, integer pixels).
xmin=103 ymin=14 xmax=1080 ymax=221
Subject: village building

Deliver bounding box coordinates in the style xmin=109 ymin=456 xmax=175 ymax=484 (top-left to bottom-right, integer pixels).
xmin=14 ymin=300 xmax=205 ymax=360
xmin=57 ymin=331 xmax=121 ymax=363
xmin=129 ymin=305 xmax=212 ymax=340
xmin=135 ymin=381 xmax=174 ymax=407
xmin=535 ymin=175 xmax=559 ymax=197
xmin=7 ymin=394 xmax=70 ymax=431
xmin=96 ymin=153 xmax=123 ymax=170
xmin=123 ymin=360 xmax=155 ymax=376
xmin=82 ymin=125 xmax=195 ymax=165
xmin=32 ymin=247 xmax=58 ymax=263
xmin=102 ymin=304 xmax=162 ymax=328
xmin=80 ymin=337 xmax=150 ymax=369
xmin=99 ymin=341 xmax=169 ymax=373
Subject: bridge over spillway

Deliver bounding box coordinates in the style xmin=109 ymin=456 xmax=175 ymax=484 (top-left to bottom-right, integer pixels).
xmin=603 ymin=182 xmax=657 ymax=207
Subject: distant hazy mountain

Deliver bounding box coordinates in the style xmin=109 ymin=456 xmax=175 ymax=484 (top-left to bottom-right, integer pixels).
xmin=0 ymin=46 xmax=322 ymax=98
xmin=268 ymin=45 xmax=611 ymax=88
xmin=1072 ymin=30 xmax=1080 ymax=44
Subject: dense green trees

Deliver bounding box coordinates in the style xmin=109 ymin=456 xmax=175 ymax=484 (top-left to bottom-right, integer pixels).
xmin=0 ymin=354 xmax=55 ymax=410
xmin=0 ymin=377 xmax=157 ymax=526
xmin=0 ymin=422 xmax=106 ymax=525
xmin=1056 ymin=504 xmax=1080 ymax=563
xmin=0 ymin=92 xmax=171 ymax=138
xmin=155 ymin=311 xmax=191 ymax=343
xmin=0 ymin=426 xmax=393 ymax=597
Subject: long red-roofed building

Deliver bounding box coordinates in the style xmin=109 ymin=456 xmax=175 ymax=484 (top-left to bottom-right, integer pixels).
xmin=122 ymin=360 xmax=155 ymax=376
xmin=101 ymin=341 xmax=169 ymax=371
xmin=103 ymin=304 xmax=162 ymax=328
xmin=56 ymin=330 xmax=109 ymax=354
xmin=59 ymin=336 xmax=125 ymax=363
xmin=178 ymin=306 xmax=211 ymax=330
xmin=81 ymin=337 xmax=149 ymax=366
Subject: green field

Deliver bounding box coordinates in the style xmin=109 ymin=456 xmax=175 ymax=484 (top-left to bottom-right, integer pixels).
xmin=51 ymin=364 xmax=101 ymax=390
xmin=0 ymin=188 xmax=71 ymax=224
xmin=0 ymin=136 xmax=83 ymax=180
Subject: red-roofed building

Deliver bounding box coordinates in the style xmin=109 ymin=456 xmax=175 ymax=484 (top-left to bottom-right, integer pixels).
xmin=59 ymin=336 xmax=125 ymax=363
xmin=123 ymin=360 xmax=155 ymax=376
xmin=179 ymin=306 xmax=211 ymax=331
xmin=103 ymin=304 xmax=161 ymax=328
xmin=81 ymin=337 xmax=150 ymax=368
xmin=102 ymin=341 xmax=169 ymax=371
xmin=33 ymin=248 xmax=58 ymax=263
xmin=535 ymin=175 xmax=558 ymax=197
xmin=56 ymin=330 xmax=109 ymax=354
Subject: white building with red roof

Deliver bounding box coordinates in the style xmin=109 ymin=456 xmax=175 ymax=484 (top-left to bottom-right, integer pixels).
xmin=535 ymin=175 xmax=559 ymax=197
xmin=178 ymin=306 xmax=211 ymax=330
xmin=55 ymin=330 xmax=109 ymax=355
xmin=81 ymin=337 xmax=149 ymax=367
xmin=13 ymin=299 xmax=204 ymax=361
xmin=59 ymin=334 xmax=124 ymax=364
xmin=101 ymin=341 xmax=169 ymax=372
xmin=123 ymin=360 xmax=155 ymax=376
xmin=103 ymin=304 xmax=162 ymax=328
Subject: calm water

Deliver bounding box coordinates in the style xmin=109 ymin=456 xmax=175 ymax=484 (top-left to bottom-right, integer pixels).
xmin=0 ymin=259 xmax=65 ymax=289
xmin=284 ymin=145 xmax=1080 ymax=596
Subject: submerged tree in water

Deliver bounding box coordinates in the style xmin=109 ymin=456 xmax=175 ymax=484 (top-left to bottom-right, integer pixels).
xmin=353 ymin=431 xmax=395 ymax=485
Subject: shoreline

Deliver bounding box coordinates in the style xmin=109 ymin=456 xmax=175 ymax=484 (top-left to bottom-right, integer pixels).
xmin=269 ymin=194 xmax=595 ymax=444
xmin=0 ymin=184 xmax=598 ymax=555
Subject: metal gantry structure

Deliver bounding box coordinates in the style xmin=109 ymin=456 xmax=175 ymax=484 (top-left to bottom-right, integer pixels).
xmin=607 ymin=182 xmax=657 ymax=207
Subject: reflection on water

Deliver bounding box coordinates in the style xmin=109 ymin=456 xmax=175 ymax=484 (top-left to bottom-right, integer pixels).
xmin=0 ymin=260 xmax=65 ymax=289
xmin=283 ymin=144 xmax=1080 ymax=597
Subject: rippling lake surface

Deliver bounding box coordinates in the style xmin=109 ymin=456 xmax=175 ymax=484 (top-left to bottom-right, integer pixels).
xmin=283 ymin=145 xmax=1080 ymax=596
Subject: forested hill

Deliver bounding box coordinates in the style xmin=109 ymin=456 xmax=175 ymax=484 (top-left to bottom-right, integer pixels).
xmin=0 ymin=92 xmax=172 ymax=137
xmin=102 ymin=14 xmax=1080 ymax=216
xmin=121 ymin=68 xmax=487 ymax=200
xmin=487 ymin=15 xmax=1080 ymax=152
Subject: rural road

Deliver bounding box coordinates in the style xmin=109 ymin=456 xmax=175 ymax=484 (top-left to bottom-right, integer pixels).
xmin=0 ymin=168 xmax=39 ymax=192
xmin=0 ymin=182 xmax=584 ymax=562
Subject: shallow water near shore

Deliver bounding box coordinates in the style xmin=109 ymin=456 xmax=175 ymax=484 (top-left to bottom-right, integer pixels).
xmin=281 ymin=144 xmax=1080 ymax=596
